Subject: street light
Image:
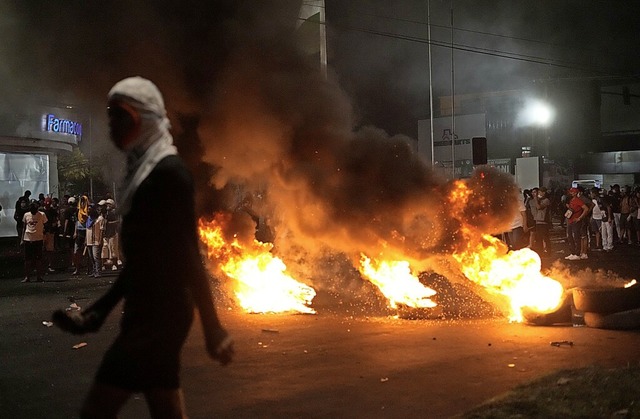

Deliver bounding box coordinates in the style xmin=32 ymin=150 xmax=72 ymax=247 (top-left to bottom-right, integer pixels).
xmin=529 ymin=101 xmax=553 ymax=126
xmin=518 ymin=99 xmax=554 ymax=157
xmin=519 ymin=99 xmax=554 ymax=127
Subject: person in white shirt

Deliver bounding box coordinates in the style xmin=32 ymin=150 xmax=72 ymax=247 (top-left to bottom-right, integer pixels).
xmin=86 ymin=204 xmax=106 ymax=278
xmin=589 ymin=188 xmax=604 ymax=251
xmin=507 ymin=191 xmax=529 ymax=251
xmin=21 ymin=201 xmax=48 ymax=282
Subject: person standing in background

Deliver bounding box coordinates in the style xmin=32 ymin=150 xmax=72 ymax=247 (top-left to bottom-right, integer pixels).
xmin=632 ymin=189 xmax=640 ymax=246
xmin=86 ymin=204 xmax=106 ymax=278
xmin=525 ymin=187 xmax=538 ymax=248
xmin=532 ymin=187 xmax=551 ymax=255
xmin=619 ymin=186 xmax=632 ymax=244
xmin=609 ymin=184 xmax=622 ymax=243
xmin=577 ymin=186 xmax=594 ymax=259
xmin=506 ymin=190 xmax=529 ymax=251
xmin=102 ymin=198 xmax=121 ymax=271
xmin=589 ymin=187 xmax=604 ymax=251
xmin=61 ymin=197 xmax=78 ymax=271
xmin=14 ymin=190 xmax=31 ymax=247
xmin=565 ymin=187 xmax=590 ymax=261
xmin=72 ymin=195 xmax=90 ymax=276
xmin=598 ymin=188 xmax=614 ymax=252
xmin=21 ymin=201 xmax=47 ymax=282
xmin=43 ymin=198 xmax=59 ymax=273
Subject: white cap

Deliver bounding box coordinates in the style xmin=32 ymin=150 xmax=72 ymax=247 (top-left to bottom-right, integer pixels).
xmin=68 ymin=197 xmax=76 ymax=204
xmin=98 ymin=200 xmax=107 ymax=206
xmin=105 ymin=199 xmax=115 ymax=205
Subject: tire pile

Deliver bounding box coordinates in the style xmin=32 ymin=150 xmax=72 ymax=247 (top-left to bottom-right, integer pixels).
xmin=573 ymin=283 xmax=640 ymax=330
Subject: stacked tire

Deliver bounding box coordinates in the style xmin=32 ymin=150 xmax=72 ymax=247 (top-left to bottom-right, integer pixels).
xmin=523 ymin=292 xmax=574 ymax=326
xmin=572 ymin=284 xmax=640 ymax=330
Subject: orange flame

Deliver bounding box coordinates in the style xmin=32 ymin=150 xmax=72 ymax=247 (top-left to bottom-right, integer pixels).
xmin=449 ymin=180 xmax=473 ymax=203
xmin=197 ymin=173 xmax=566 ymax=321
xmin=358 ymin=254 xmax=437 ymax=309
xmin=452 ymin=230 xmax=564 ymax=322
xmin=198 ymin=216 xmax=316 ymax=314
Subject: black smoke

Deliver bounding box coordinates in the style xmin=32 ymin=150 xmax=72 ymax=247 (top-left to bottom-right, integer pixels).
xmin=1 ymin=1 xmax=518 ymax=277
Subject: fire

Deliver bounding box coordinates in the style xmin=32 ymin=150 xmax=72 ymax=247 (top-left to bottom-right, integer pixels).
xmin=358 ymin=254 xmax=437 ymax=309
xmin=198 ymin=216 xmax=316 ymax=314
xmin=195 ymin=173 xmax=566 ymax=321
xmin=452 ymin=231 xmax=564 ymax=322
xmin=450 ymin=180 xmax=474 ymax=212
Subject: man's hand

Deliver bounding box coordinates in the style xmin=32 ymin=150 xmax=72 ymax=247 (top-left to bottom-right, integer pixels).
xmin=205 ymin=329 xmax=234 ymax=366
xmin=52 ymin=309 xmax=105 ymax=335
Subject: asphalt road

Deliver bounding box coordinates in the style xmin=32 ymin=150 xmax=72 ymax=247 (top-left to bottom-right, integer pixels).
xmin=1 ymin=252 xmax=640 ymax=419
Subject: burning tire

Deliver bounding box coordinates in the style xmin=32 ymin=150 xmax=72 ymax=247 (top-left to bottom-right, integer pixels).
xmin=522 ymin=292 xmax=573 ymax=326
xmin=572 ymin=284 xmax=640 ymax=314
xmin=583 ymin=308 xmax=640 ymax=330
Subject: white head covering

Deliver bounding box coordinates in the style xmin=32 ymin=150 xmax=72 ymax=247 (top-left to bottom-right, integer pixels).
xmin=108 ymin=76 xmax=178 ymax=215
xmin=109 ymin=76 xmax=167 ymax=118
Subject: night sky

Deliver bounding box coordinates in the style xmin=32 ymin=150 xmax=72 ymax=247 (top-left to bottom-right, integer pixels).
xmin=326 ymin=0 xmax=640 ymax=137
xmin=2 ymin=1 xmax=639 ymax=138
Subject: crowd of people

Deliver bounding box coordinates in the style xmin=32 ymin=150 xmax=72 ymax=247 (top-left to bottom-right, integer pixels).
xmin=503 ymin=183 xmax=640 ymax=260
xmin=14 ymin=190 xmax=121 ymax=282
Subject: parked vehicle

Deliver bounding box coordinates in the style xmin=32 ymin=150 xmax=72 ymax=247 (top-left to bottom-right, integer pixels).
xmin=571 ymin=179 xmax=602 ymax=189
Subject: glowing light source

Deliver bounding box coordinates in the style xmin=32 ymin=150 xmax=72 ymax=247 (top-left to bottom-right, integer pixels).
xmin=518 ymin=99 xmax=554 ymax=127
xmin=530 ymin=102 xmax=552 ymax=125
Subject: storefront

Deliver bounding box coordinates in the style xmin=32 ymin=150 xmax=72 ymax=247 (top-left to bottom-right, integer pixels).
xmin=0 ymin=106 xmax=84 ymax=237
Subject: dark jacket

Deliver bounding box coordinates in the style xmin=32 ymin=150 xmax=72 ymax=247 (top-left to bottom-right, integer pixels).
xmin=90 ymin=155 xmax=222 ymax=339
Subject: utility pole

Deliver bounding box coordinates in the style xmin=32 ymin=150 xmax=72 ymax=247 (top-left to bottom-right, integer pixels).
xmin=428 ymin=0 xmax=435 ymax=167
xmin=450 ymin=1 xmax=456 ymax=179
xmin=297 ymin=0 xmax=326 ymax=79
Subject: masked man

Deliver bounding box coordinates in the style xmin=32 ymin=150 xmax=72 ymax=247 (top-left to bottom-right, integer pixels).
xmin=53 ymin=76 xmax=234 ymax=418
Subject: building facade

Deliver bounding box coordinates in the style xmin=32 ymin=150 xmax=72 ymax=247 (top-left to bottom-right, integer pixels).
xmin=0 ymin=105 xmax=84 ymax=237
xmin=418 ymin=80 xmax=640 ymax=188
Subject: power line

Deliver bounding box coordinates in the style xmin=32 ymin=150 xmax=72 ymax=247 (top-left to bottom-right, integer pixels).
xmin=297 ymin=7 xmax=634 ymax=77
xmin=304 ymin=2 xmax=606 ymax=58
xmin=303 ymin=1 xmax=615 ymax=60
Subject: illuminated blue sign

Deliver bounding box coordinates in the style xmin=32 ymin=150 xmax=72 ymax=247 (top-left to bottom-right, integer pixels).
xmin=45 ymin=114 xmax=82 ymax=137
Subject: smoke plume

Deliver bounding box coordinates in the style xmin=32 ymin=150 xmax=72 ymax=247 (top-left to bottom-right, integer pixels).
xmin=197 ymin=20 xmax=518 ymax=267
xmin=1 ymin=1 xmax=519 ymax=277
